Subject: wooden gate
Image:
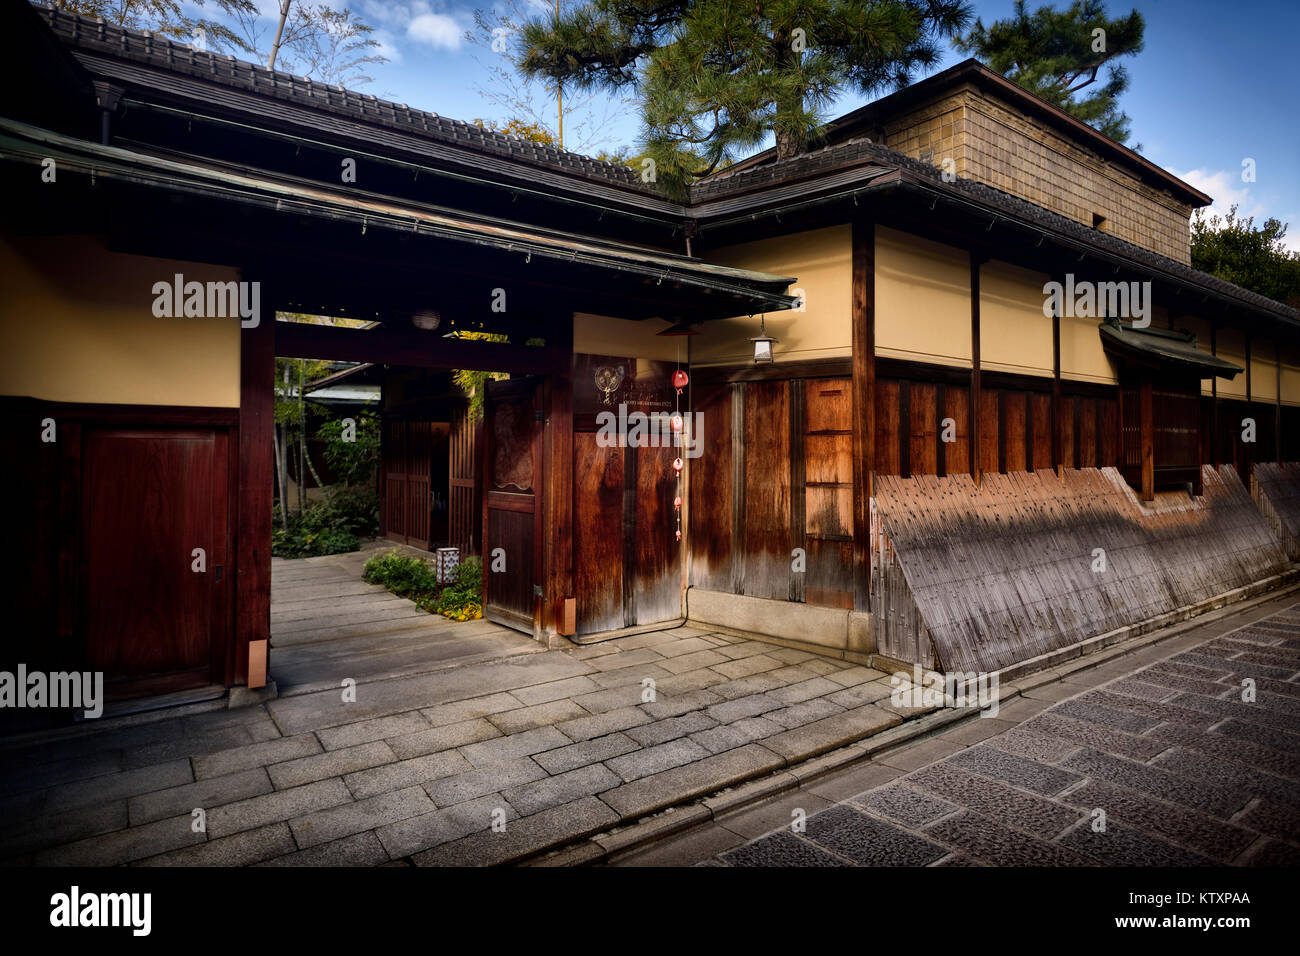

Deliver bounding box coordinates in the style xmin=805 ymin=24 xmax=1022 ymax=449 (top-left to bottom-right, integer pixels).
xmin=82 ymin=427 xmax=232 ymax=699
xmin=383 ymin=419 xmax=433 ymax=548
xmin=482 ymin=378 xmax=543 ymax=632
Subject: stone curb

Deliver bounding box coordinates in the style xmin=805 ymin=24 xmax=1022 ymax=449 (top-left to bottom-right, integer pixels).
xmin=525 ymin=575 xmax=1300 ymax=867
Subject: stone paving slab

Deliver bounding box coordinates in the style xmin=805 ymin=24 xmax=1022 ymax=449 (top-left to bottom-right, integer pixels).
xmin=683 ymin=596 xmax=1300 ymax=869
xmin=12 ymin=560 xmax=1293 ymax=868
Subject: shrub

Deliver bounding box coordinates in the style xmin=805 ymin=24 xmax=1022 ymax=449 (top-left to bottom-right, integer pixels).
xmin=327 ymin=485 xmax=380 ymax=537
xmin=362 ymin=551 xmax=482 ymax=621
xmin=272 ymin=501 xmax=360 ymax=558
xmin=362 ymin=550 xmax=440 ymax=596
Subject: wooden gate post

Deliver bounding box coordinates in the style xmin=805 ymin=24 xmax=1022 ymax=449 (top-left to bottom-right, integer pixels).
xmin=541 ymin=312 xmax=575 ymax=641
xmin=237 ymin=281 xmax=274 ymax=689
xmin=851 ymin=219 xmax=874 ymax=613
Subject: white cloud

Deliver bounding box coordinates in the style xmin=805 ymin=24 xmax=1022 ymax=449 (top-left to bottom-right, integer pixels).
xmin=1171 ymin=167 xmax=1300 ymax=253
xmin=407 ymin=12 xmax=466 ymax=50
xmin=1170 ymin=166 xmax=1263 ymax=221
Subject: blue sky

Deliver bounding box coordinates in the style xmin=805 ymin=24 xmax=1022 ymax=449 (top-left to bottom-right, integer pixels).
xmin=209 ymin=1 xmax=1299 ymax=248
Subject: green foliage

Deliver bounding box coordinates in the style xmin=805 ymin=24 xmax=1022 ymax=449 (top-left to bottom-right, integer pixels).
xmin=431 ymin=557 xmax=484 ymax=617
xmin=1191 ymin=206 xmax=1300 ymax=309
xmin=517 ymin=0 xmax=973 ymax=193
xmin=271 ymin=501 xmax=361 ymax=558
xmin=473 ymin=117 xmax=642 ymax=170
xmin=955 ymin=1 xmax=1144 ymax=144
xmin=362 ymin=551 xmax=441 ymax=595
xmin=317 ymin=413 xmax=380 ymax=486
xmin=362 ymin=552 xmax=483 ymax=620
xmin=324 ymin=485 xmax=380 ymax=536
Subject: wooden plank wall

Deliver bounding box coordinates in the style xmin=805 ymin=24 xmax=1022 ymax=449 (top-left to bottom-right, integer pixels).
xmin=873 ymin=374 xmax=1119 ymax=478
xmin=873 ymin=465 xmax=1288 ymax=673
xmin=869 ymin=497 xmax=936 ymax=667
xmin=448 ymin=404 xmax=480 ymax=556
xmin=1252 ymin=462 xmax=1300 ymax=560
xmin=689 ymin=375 xmax=856 ymax=609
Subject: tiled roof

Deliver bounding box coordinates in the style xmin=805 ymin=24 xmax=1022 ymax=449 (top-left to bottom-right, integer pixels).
xmin=34 ymin=3 xmax=648 ymax=192
xmin=695 ymin=136 xmax=1299 ymax=325
xmin=27 ymin=3 xmax=1298 ymax=327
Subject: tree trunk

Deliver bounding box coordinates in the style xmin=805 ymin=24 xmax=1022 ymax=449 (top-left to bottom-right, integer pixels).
xmin=273 ymin=423 xmax=288 ymax=530
xmin=772 ymin=27 xmax=806 ymax=161
xmin=267 ymin=0 xmax=291 ymax=70
xmin=297 ymin=360 xmax=306 ymax=514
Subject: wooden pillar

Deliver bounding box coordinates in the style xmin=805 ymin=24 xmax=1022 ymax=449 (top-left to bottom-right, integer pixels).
xmin=851 ymin=219 xmax=874 ymax=613
xmin=790 ymin=379 xmax=806 ymax=604
xmin=237 ymin=289 xmax=275 ymax=688
xmin=541 ymin=313 xmax=574 ymax=640
xmin=1210 ymin=323 xmax=1219 ymax=466
xmin=1051 ymin=290 xmax=1062 ymax=478
xmin=1244 ymin=335 xmax=1253 ymax=484
xmin=1139 ymin=376 xmax=1154 ymax=502
xmin=1276 ymin=341 xmax=1283 ymax=465
xmin=970 ymin=253 xmax=983 ymax=486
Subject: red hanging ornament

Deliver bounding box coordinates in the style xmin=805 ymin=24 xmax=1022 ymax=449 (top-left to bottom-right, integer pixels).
xmin=672 ymin=457 xmax=684 ymax=473
xmin=672 ymin=369 xmax=689 ymax=395
xmin=674 ymin=496 xmax=682 ymax=509
xmin=670 ymin=412 xmax=683 ymax=432
xmin=675 ymin=529 xmax=682 ymax=541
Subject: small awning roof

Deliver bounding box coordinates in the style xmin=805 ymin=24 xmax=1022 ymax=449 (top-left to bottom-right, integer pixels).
xmin=1098 ymin=317 xmax=1242 ymax=378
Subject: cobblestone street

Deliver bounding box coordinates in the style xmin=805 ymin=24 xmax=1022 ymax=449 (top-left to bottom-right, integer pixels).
xmin=632 ymin=596 xmax=1300 ymax=867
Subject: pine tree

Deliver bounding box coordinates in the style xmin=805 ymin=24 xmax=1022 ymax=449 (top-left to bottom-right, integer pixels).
xmin=517 ymin=0 xmax=972 ymax=192
xmin=954 ymin=1 xmax=1144 ymax=144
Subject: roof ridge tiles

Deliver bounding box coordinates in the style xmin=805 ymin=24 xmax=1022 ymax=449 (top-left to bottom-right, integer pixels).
xmin=34 ymin=2 xmax=644 ymax=191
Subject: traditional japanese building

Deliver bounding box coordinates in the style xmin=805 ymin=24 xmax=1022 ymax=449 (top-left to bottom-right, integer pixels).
xmin=1 ymin=2 xmax=1296 ymax=711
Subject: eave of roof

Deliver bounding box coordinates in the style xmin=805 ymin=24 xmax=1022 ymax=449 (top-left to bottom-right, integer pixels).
xmin=1099 ymin=318 xmax=1242 ymax=378
xmin=31 ymin=4 xmax=661 ymax=204
xmin=693 ymin=135 xmax=1299 ymax=333
xmin=0 ymin=116 xmax=797 ymax=314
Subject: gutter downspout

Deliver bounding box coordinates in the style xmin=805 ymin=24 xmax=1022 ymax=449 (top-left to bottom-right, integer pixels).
xmin=91 ymin=81 xmax=123 ymax=146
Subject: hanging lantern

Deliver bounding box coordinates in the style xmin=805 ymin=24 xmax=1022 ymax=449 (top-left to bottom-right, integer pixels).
xmin=672 ymin=457 xmax=684 ymax=473
xmin=750 ymin=314 xmax=777 ymax=364
xmin=672 ymin=369 xmax=689 ymax=394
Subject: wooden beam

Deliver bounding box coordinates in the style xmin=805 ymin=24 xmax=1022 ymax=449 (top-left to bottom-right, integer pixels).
xmin=1052 ymin=290 xmax=1062 ymax=477
xmin=730 ymin=382 xmax=746 ymax=596
xmin=1210 ymin=323 xmax=1219 ymax=466
xmin=851 ymin=219 xmax=874 ymax=613
xmin=970 ymin=253 xmax=983 ymax=486
xmin=1139 ymin=376 xmax=1154 ymax=502
xmin=1244 ymin=335 xmax=1253 ymax=485
xmin=936 ymin=383 xmax=947 ymax=478
xmin=1245 ymin=336 xmax=1253 ymax=401
xmin=790 ymin=379 xmax=806 ymax=604
xmin=541 ymin=315 xmax=574 ymax=640
xmin=1277 ymin=340 xmax=1283 ymax=465
xmin=237 ymin=292 xmax=275 ymax=688
xmin=899 ymin=381 xmax=911 ymax=478
xmin=273 ymin=321 xmax=554 ymax=374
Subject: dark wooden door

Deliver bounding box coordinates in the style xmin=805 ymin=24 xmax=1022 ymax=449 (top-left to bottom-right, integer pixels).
xmin=82 ymin=428 xmax=230 ymax=699
xmin=482 ymin=378 xmax=542 ymax=633
xmin=449 ymin=404 xmax=480 ymax=556
xmin=383 ymin=419 xmax=433 ymax=548
xmin=383 ymin=418 xmax=407 ymax=542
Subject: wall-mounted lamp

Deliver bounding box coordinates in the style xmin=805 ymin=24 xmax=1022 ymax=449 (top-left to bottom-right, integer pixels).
xmin=749 ymin=314 xmax=777 ymax=364
xmin=411 ymin=310 xmax=441 ymax=331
